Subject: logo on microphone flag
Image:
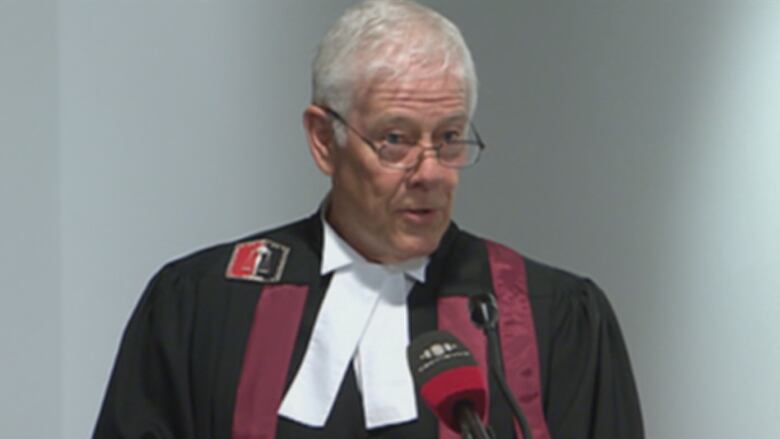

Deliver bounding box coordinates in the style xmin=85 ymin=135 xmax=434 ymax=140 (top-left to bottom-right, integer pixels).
xmin=226 ymin=239 xmax=290 ymax=283
xmin=419 ymin=342 xmax=459 ymax=360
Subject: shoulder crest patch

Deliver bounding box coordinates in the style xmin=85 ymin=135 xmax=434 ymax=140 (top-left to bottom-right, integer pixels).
xmin=226 ymin=239 xmax=291 ymax=283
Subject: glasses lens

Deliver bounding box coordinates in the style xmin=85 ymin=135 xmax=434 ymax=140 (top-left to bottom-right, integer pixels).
xmin=439 ymin=142 xmax=480 ymax=168
xmin=378 ymin=143 xmax=416 ymax=166
xmin=377 ymin=142 xmax=481 ymax=169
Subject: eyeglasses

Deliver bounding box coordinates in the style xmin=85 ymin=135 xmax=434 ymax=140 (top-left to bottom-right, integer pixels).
xmin=322 ymin=107 xmax=485 ymax=170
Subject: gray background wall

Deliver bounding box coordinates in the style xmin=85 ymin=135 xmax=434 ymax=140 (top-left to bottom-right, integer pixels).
xmin=1 ymin=1 xmax=778 ymax=438
xmin=1 ymin=1 xmax=60 ymax=438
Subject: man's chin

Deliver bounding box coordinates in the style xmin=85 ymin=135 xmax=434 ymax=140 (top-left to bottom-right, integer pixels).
xmin=390 ymin=233 xmax=445 ymax=261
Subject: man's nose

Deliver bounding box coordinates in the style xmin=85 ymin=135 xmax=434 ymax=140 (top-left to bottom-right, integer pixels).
xmin=407 ymin=147 xmax=447 ymax=187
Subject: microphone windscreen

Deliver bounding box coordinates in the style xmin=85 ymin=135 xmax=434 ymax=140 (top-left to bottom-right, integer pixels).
xmin=406 ymin=330 xmax=487 ymax=432
xmin=469 ymin=293 xmax=499 ymax=329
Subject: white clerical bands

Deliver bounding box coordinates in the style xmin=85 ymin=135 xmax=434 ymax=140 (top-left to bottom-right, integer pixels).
xmin=277 ymin=219 xmax=427 ymax=429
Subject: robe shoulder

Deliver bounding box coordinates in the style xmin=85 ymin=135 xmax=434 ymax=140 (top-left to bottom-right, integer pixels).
xmin=125 ymin=215 xmax=323 ymax=299
xmin=93 ymin=216 xmax=321 ymax=439
xmin=435 ymin=229 xmax=644 ymax=437
xmin=523 ymin=257 xmax=645 ymax=439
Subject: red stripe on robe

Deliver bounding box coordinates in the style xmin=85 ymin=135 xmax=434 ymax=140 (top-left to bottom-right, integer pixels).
xmin=232 ymin=284 xmax=308 ymax=439
xmin=486 ymin=240 xmax=552 ymax=439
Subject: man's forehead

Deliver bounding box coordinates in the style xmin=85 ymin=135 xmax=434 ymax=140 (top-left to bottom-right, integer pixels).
xmin=352 ymin=69 xmax=467 ymax=111
xmin=370 ymin=112 xmax=468 ymax=128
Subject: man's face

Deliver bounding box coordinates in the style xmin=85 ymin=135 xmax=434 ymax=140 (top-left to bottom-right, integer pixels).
xmin=324 ymin=69 xmax=467 ymax=263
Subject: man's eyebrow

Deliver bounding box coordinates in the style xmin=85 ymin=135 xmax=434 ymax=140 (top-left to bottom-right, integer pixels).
xmin=370 ymin=114 xmax=418 ymax=128
xmin=439 ymin=114 xmax=469 ymax=125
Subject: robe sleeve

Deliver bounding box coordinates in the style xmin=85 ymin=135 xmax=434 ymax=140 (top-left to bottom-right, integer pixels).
xmin=93 ymin=264 xmax=197 ymax=439
xmin=542 ymin=279 xmax=644 ymax=439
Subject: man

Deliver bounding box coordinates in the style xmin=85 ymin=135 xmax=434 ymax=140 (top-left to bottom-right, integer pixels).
xmin=94 ymin=1 xmax=644 ymax=438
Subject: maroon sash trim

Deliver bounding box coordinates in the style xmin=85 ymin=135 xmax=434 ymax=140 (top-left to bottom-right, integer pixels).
xmin=437 ymin=296 xmax=489 ymax=439
xmin=232 ymin=284 xmax=308 ymax=439
xmin=486 ymin=241 xmax=551 ymax=439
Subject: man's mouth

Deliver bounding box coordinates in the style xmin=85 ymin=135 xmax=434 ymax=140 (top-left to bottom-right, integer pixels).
xmin=400 ymin=208 xmax=439 ymax=224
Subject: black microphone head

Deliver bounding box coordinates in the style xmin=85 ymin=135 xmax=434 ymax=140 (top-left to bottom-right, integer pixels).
xmin=469 ymin=293 xmax=498 ymax=330
xmin=406 ymin=330 xmax=487 ymax=433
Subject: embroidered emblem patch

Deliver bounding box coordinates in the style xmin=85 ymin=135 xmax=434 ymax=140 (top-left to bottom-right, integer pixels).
xmin=226 ymin=239 xmax=290 ymax=283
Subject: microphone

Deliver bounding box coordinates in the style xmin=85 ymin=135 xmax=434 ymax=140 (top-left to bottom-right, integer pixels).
xmin=469 ymin=293 xmax=499 ymax=331
xmin=468 ymin=294 xmax=533 ymax=439
xmin=407 ymin=330 xmax=491 ymax=438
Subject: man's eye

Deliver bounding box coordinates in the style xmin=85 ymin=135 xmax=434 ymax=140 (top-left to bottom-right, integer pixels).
xmin=384 ymin=132 xmax=409 ymax=145
xmin=442 ymin=130 xmax=462 ymax=143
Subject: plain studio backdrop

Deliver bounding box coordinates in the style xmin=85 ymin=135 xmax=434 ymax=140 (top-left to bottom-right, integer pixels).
xmin=1 ymin=1 xmax=778 ymax=438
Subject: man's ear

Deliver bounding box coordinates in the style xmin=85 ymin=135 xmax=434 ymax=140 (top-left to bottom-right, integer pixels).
xmin=303 ymin=105 xmax=337 ymax=176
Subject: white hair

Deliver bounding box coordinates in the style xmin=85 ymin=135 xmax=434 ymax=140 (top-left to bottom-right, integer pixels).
xmin=312 ymin=0 xmax=478 ymax=140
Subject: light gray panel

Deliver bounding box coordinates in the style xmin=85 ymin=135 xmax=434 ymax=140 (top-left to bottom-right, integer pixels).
xmin=0 ymin=0 xmax=60 ymax=438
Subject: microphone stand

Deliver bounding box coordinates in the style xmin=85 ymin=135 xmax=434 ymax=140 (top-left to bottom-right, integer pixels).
xmin=455 ymin=402 xmax=491 ymax=439
xmin=470 ymin=294 xmax=534 ymax=439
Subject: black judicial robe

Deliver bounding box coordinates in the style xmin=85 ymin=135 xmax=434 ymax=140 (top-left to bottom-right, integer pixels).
xmin=93 ymin=214 xmax=644 ymax=439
